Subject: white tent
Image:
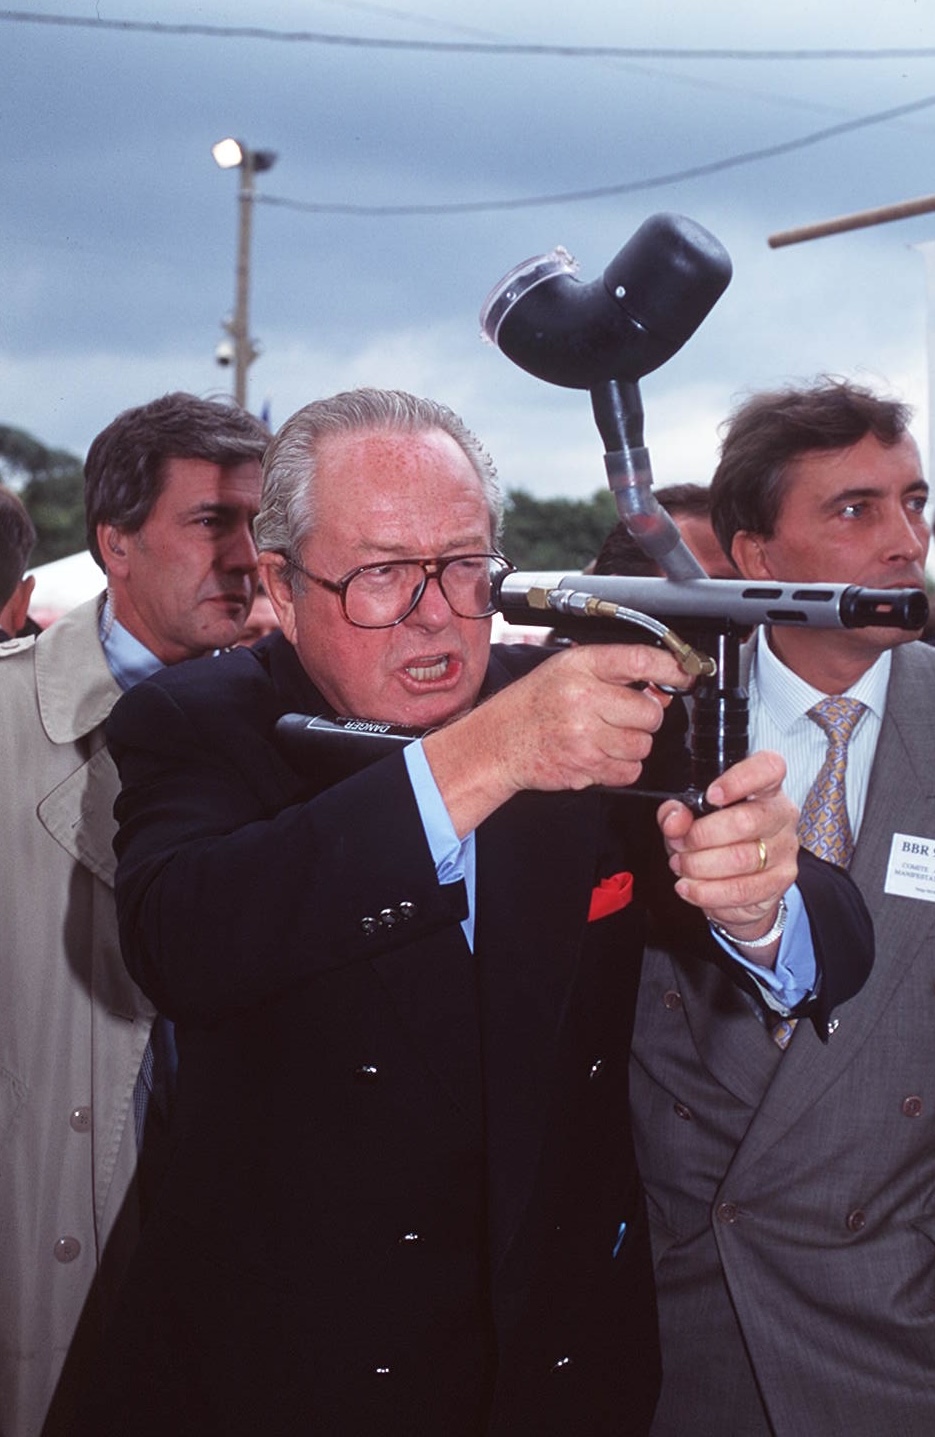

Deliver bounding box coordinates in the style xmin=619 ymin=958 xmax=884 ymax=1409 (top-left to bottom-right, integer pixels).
xmin=27 ymin=550 xmax=104 ymax=627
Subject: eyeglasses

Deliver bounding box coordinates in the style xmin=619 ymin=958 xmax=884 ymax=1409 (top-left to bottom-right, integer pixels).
xmin=288 ymin=552 xmax=514 ymax=629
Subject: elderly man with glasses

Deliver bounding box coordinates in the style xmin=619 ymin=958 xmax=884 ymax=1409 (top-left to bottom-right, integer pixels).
xmin=74 ymin=389 xmax=870 ymax=1437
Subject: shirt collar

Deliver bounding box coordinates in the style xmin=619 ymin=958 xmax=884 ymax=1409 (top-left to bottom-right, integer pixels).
xmin=752 ymin=625 xmax=891 ymax=730
xmin=99 ymin=606 xmax=164 ymax=691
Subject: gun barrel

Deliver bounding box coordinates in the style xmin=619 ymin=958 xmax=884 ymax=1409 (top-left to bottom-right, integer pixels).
xmin=495 ymin=573 xmax=928 ymax=632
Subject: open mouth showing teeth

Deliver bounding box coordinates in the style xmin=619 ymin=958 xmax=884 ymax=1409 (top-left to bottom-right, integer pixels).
xmin=406 ymin=655 xmax=450 ymax=682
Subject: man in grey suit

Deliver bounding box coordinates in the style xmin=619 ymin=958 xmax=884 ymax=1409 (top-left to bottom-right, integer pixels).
xmin=631 ymin=377 xmax=935 ymax=1436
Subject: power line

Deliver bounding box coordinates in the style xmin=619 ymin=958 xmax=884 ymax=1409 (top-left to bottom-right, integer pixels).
xmin=2 ymin=9 xmax=935 ymax=59
xmin=257 ymin=90 xmax=935 ymax=216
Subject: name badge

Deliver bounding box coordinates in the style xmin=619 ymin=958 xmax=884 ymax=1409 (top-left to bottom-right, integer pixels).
xmin=885 ymin=833 xmax=935 ymax=902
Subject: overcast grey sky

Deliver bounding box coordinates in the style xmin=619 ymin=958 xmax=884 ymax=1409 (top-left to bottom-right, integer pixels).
xmin=3 ymin=0 xmax=935 ymax=503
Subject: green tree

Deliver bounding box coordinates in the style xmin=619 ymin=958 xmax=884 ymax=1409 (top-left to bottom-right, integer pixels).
xmin=0 ymin=424 xmax=86 ymax=564
xmin=501 ymin=487 xmax=618 ymax=570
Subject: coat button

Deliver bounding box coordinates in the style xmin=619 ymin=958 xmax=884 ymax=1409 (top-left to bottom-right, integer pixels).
xmin=360 ymin=916 xmax=381 ymax=935
xmin=379 ymin=907 xmax=400 ymax=927
xmin=716 ymin=1201 xmax=739 ymax=1225
xmin=374 ymin=1366 xmax=391 ymax=1376
xmin=663 ymin=990 xmax=682 ymax=1011
xmin=846 ymin=1209 xmax=867 ymax=1233
xmin=398 ymin=1231 xmax=422 ymax=1244
xmin=353 ymin=1064 xmax=379 ymax=1083
xmin=69 ymin=1107 xmax=91 ymax=1133
xmin=589 ymin=1058 xmax=604 ymax=1080
xmin=673 ymin=1102 xmax=693 ymax=1121
xmin=398 ymin=901 xmax=416 ymax=920
xmin=53 ymin=1236 xmax=81 ymax=1263
xmin=902 ymin=1095 xmax=923 ymax=1118
xmin=550 ymin=1356 xmax=573 ymax=1373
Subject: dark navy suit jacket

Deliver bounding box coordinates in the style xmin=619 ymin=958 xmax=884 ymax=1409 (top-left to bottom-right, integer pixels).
xmin=72 ymin=634 xmax=872 ymax=1437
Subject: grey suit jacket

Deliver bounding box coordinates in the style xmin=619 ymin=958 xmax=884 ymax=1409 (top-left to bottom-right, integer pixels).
xmin=631 ymin=639 xmax=935 ymax=1437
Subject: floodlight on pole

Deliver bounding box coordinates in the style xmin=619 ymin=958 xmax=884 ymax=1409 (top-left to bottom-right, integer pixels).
xmin=211 ymin=137 xmax=277 ymax=409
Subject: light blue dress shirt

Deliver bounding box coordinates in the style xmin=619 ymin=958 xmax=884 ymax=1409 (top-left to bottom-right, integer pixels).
xmin=748 ymin=626 xmax=889 ymax=838
xmin=99 ymin=605 xmax=164 ymax=691
xmin=99 ymin=601 xmax=173 ymax=1143
xmin=405 ymin=740 xmax=478 ymax=949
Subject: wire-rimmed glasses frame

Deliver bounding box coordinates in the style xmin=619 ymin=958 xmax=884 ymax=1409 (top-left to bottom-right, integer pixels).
xmin=286 ymin=551 xmax=515 ymax=629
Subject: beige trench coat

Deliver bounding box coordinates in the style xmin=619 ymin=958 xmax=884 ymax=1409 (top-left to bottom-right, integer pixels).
xmin=0 ymin=597 xmax=154 ymax=1437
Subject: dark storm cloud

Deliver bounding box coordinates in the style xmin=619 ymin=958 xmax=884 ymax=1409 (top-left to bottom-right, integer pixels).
xmin=3 ymin=0 xmax=935 ymax=501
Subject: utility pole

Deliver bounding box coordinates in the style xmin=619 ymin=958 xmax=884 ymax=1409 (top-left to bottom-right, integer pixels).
xmin=768 ymin=192 xmax=935 ymax=488
xmin=768 ymin=193 xmax=935 ymax=250
xmin=211 ymin=138 xmax=278 ymax=410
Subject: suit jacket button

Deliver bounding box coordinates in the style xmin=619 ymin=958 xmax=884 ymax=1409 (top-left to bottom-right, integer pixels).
xmin=379 ymin=907 xmax=399 ymax=927
xmin=54 ymin=1236 xmax=81 ymax=1263
xmin=663 ymin=990 xmax=682 ymax=1011
xmin=69 ymin=1106 xmax=92 ymax=1132
xmin=353 ymin=1064 xmax=379 ymax=1083
xmin=716 ymin=1201 xmax=739 ymax=1225
xmin=673 ymin=1102 xmax=693 ymax=1121
xmin=360 ymin=916 xmax=381 ymax=935
xmin=846 ymin=1208 xmax=867 ymax=1233
xmin=399 ymin=901 xmax=416 ymax=920
xmin=902 ymin=1095 xmax=923 ymax=1117
xmin=589 ymin=1057 xmax=604 ymax=1080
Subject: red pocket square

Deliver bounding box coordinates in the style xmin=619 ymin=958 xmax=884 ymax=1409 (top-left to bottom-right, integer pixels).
xmin=588 ymin=871 xmax=634 ymax=922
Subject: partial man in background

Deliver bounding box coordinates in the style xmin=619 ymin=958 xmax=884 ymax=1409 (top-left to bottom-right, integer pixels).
xmin=235 ymin=580 xmax=280 ymax=646
xmin=631 ymin=377 xmax=935 ymax=1436
xmin=592 ymin=482 xmax=738 ymax=579
xmin=0 ymin=392 xmax=268 ymax=1437
xmin=73 ymin=388 xmax=869 ymax=1437
xmin=0 ymin=484 xmax=37 ymax=639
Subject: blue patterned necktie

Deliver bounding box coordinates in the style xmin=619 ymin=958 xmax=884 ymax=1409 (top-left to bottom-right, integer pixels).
xmin=796 ymin=696 xmax=867 ymax=870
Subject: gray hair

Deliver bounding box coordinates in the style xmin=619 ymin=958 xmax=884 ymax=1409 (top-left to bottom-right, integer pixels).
xmin=254 ymin=389 xmax=504 ymax=574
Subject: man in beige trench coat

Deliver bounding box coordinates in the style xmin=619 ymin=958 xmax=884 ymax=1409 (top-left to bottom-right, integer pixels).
xmin=0 ymin=392 xmax=267 ymax=1437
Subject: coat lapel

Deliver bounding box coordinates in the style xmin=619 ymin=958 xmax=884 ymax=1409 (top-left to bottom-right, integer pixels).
xmin=263 ymin=635 xmax=486 ymax=1123
xmin=673 ymin=947 xmax=785 ymax=1108
xmin=474 ymin=784 xmax=601 ymax=1268
xmin=727 ymin=642 xmax=935 ymax=1180
xmin=32 ymin=597 xmax=123 ymax=885
xmin=38 ymin=740 xmax=121 ymax=885
xmin=34 ymin=595 xmax=115 ymax=742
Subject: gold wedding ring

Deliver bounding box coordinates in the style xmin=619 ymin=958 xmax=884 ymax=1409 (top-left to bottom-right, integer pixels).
xmin=755 ymin=838 xmax=768 ymax=873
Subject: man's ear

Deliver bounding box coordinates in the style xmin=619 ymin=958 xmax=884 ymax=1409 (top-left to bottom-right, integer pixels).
xmin=731 ymin=530 xmax=774 ymax=581
xmin=11 ymin=573 xmax=35 ymax=633
xmin=0 ymin=573 xmax=34 ymax=636
xmin=257 ymin=553 xmax=298 ymax=645
xmin=98 ymin=523 xmax=130 ymax=576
